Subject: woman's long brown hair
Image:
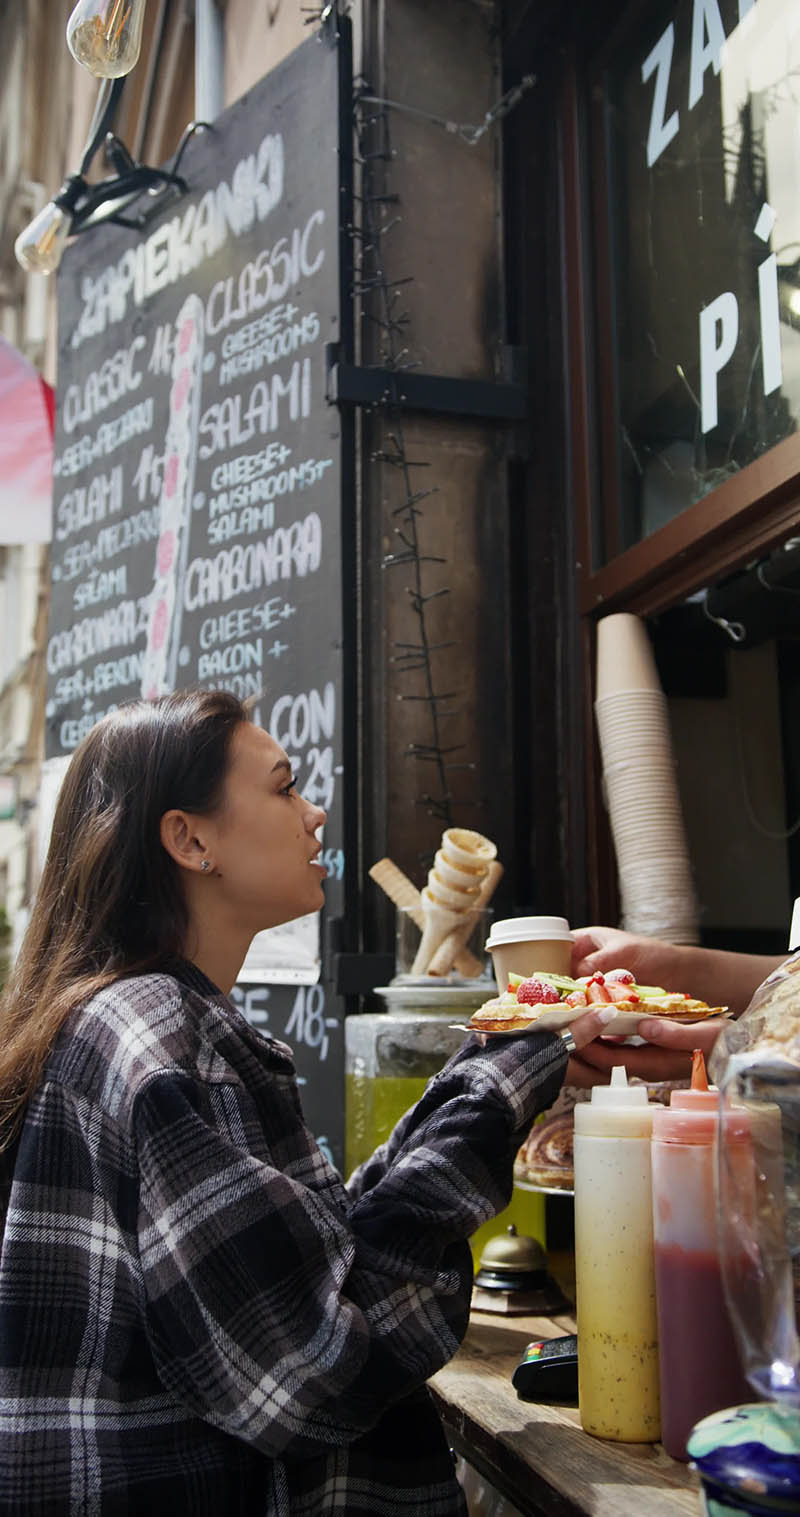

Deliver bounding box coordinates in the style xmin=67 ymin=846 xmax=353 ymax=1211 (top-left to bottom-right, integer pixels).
xmin=0 ymin=688 xmax=248 ymax=1149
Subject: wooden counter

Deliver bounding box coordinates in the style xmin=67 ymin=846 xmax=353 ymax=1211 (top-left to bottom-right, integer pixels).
xmin=429 ymin=1309 xmax=701 ymax=1517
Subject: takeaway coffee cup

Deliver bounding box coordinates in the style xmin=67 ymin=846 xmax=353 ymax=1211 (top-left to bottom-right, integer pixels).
xmin=486 ymin=916 xmax=573 ymax=988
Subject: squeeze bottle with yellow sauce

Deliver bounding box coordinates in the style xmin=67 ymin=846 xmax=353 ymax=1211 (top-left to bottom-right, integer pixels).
xmin=573 ymin=1065 xmax=660 ymax=1442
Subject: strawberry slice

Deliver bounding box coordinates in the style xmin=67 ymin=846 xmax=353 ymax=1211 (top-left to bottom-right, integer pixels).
xmin=564 ymin=989 xmax=589 ymax=1009
xmin=606 ymin=982 xmax=640 ymax=1004
xmin=587 ymin=980 xmax=612 ymax=1004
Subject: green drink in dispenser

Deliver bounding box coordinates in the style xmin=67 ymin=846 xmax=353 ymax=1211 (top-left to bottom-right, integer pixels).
xmin=344 ymin=1007 xmax=545 ymax=1261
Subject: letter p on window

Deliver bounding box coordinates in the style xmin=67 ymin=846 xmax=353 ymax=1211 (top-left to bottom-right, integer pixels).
xmin=700 ymin=291 xmax=738 ymax=434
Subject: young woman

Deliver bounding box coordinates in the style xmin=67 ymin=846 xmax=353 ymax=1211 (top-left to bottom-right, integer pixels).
xmin=0 ymin=689 xmax=615 ymax=1515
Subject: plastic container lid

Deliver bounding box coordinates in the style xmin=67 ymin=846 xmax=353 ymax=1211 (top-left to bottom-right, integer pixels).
xmin=687 ymin=1403 xmax=800 ymax=1510
xmin=486 ymin=916 xmax=572 ymax=949
xmin=574 ymin=1065 xmax=655 ymax=1138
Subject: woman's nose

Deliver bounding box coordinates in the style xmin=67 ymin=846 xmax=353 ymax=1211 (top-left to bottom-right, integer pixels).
xmin=303 ymin=797 xmax=327 ymax=830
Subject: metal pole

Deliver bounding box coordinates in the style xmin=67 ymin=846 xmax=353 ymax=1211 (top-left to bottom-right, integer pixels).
xmin=195 ymin=0 xmax=224 ymax=124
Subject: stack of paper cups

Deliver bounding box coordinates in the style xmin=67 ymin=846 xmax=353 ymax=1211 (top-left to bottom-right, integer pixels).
xmin=595 ymin=613 xmax=699 ymax=944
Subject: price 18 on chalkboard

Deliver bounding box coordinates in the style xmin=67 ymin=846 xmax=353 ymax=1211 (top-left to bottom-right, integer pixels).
xmin=45 ymin=24 xmax=354 ymax=1166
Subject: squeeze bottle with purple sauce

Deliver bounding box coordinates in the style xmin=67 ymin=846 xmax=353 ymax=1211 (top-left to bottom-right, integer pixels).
xmin=651 ymin=1050 xmax=751 ymax=1460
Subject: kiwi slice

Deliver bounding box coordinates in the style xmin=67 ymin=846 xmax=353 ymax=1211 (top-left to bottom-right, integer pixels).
xmin=507 ymin=970 xmax=578 ymax=993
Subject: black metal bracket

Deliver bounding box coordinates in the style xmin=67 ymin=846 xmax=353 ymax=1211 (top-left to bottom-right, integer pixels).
xmin=333 ymin=953 xmax=395 ymax=996
xmin=325 ymin=916 xmax=394 ymax=996
xmin=326 ymin=346 xmax=527 ymax=423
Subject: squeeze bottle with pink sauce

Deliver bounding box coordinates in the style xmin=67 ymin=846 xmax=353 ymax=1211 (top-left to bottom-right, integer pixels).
xmin=651 ymin=1050 xmax=751 ymax=1460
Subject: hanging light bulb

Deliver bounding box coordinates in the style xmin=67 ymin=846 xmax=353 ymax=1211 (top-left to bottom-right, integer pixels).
xmin=14 ymin=202 xmax=72 ymax=274
xmin=14 ymin=177 xmax=85 ymax=275
xmin=66 ymin=0 xmax=147 ymax=79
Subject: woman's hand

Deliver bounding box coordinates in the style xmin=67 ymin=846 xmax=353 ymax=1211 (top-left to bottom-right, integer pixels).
xmin=474 ymin=1001 xmax=618 ymax=1071
xmin=555 ymin=1001 xmax=619 ymax=1085
xmin=566 ymin=1015 xmax=729 ymax=1087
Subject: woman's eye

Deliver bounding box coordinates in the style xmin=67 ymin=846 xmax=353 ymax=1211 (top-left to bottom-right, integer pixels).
xmin=281 ymin=778 xmax=297 ymax=797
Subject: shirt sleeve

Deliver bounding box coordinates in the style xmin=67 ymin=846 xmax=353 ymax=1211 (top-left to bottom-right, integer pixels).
xmin=135 ymin=1030 xmax=567 ymax=1459
xmin=346 ymin=1030 xmax=566 ymax=1208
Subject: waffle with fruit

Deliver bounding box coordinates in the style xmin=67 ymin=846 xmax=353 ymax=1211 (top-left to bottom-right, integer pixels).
xmin=468 ymin=968 xmax=727 ymax=1033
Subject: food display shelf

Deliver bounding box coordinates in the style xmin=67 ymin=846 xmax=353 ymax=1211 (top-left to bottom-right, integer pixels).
xmin=514 ymin=1177 xmax=574 ymax=1197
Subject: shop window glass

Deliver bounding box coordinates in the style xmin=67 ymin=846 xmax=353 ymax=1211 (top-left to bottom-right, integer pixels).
xmin=602 ymin=0 xmax=800 ymax=557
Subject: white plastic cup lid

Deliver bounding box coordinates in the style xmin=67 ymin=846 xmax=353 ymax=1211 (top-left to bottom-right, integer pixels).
xmin=486 ymin=915 xmax=572 ymax=948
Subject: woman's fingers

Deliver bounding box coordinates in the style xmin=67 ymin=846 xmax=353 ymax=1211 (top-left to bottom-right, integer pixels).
xmin=563 ymin=1003 xmax=618 ymax=1051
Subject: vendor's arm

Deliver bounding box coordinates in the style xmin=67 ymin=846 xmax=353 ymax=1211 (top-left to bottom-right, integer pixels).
xmin=571 ymin=925 xmax=785 ymax=1019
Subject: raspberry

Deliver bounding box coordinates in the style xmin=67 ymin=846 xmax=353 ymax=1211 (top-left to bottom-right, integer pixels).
xmin=605 ymin=968 xmax=635 ymax=984
xmin=516 ymin=978 xmax=561 ymax=1006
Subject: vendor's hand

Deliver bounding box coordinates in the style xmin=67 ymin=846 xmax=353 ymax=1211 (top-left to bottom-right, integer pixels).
xmin=566 ymin=1016 xmax=728 ymax=1086
xmin=571 ymin=925 xmax=675 ymax=986
xmin=572 ymin=928 xmax=784 ymax=1019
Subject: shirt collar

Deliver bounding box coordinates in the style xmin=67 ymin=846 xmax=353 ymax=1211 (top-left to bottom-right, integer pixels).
xmin=169 ymin=958 xmax=222 ymax=998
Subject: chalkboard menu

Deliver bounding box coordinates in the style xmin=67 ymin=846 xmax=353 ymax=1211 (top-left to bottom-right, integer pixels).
xmin=45 ymin=24 xmax=354 ymax=1169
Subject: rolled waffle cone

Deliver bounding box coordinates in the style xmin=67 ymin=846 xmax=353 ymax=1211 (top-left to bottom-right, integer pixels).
xmin=425 ymin=830 xmax=494 ymax=917
xmin=368 ymin=857 xmax=485 ymax=977
xmin=427 ymin=860 xmax=504 ymax=977
xmin=411 ymin=888 xmax=473 ymax=975
xmin=412 ymin=828 xmax=498 ymax=974
xmin=368 ymin=858 xmax=423 ymax=928
xmin=441 ymin=828 xmax=497 ymax=872
xmin=426 ymin=871 xmax=482 ymax=910
xmin=432 ymin=847 xmax=484 ymax=890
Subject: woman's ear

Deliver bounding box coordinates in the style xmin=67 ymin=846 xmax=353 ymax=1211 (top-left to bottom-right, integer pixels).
xmin=160 ymin=810 xmax=211 ymax=873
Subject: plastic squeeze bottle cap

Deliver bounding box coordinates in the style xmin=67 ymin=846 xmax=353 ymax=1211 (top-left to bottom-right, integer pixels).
xmin=652 ymin=1049 xmax=748 ymax=1144
xmin=574 ymin=1064 xmax=655 ymax=1137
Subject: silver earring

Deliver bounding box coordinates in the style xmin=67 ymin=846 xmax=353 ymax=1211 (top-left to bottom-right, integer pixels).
xmin=200 ymin=859 xmax=211 ymax=872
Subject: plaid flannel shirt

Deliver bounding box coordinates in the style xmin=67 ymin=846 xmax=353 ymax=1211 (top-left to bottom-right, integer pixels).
xmin=0 ymin=963 xmax=567 ymax=1515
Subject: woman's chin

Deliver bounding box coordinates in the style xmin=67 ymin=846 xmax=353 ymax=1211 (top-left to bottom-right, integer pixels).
xmin=260 ymin=895 xmax=324 ymax=931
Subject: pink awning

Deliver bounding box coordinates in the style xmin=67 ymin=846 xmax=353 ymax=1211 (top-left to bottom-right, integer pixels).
xmin=0 ymin=337 xmax=54 ymax=544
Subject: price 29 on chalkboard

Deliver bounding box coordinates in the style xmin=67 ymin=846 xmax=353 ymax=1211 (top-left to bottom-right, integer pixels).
xmin=45 ymin=23 xmax=354 ymax=1165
